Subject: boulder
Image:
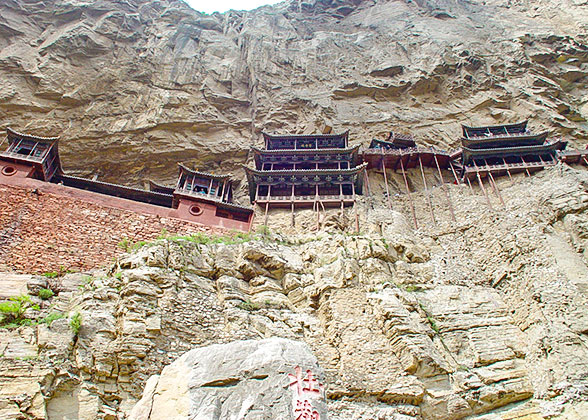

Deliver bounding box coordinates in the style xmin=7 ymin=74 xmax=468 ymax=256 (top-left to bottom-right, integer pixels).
xmin=129 ymin=338 xmax=329 ymax=420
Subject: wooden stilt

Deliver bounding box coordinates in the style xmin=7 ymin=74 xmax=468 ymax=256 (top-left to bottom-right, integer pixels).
xmin=315 ymin=185 xmax=320 ymax=231
xmin=291 ymin=184 xmax=295 ymax=226
xmin=400 ymin=157 xmax=418 ymax=229
xmin=466 ymin=176 xmax=474 ymax=194
xmin=434 ymin=155 xmax=456 ymax=222
xmin=520 ymin=157 xmax=531 ymax=177
xmin=363 ymin=168 xmax=371 ymax=197
xmin=419 ymin=155 xmax=436 ymax=225
xmin=475 ymin=168 xmax=493 ymax=209
xmin=487 ymin=172 xmax=505 ymax=206
xmin=382 ymin=154 xmax=392 ymax=209
xmin=449 ymin=162 xmax=461 ymax=185
xmin=264 ymin=202 xmax=270 ymax=226
xmin=583 ymin=157 xmax=588 ymax=166
xmin=502 ymin=158 xmax=513 ymax=182
xmin=352 ymin=183 xmax=359 ymax=233
xmin=248 ymin=207 xmax=256 ymax=233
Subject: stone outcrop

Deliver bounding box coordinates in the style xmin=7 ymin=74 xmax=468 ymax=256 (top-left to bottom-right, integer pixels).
xmin=1 ymin=166 xmax=588 ymax=419
xmin=129 ymin=338 xmax=328 ymax=420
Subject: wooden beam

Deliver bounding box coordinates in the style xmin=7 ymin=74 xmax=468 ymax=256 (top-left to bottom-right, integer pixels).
xmin=475 ymin=167 xmax=493 ymax=210
xmin=488 ymin=171 xmax=505 ymax=206
xmin=264 ymin=202 xmax=270 ymax=226
xmin=248 ymin=207 xmax=256 ymax=233
xmin=434 ymin=154 xmax=456 ymax=222
xmin=419 ymin=155 xmax=436 ymax=225
xmin=502 ymin=158 xmax=513 ymax=182
xmin=466 ymin=175 xmax=474 ymax=194
xmin=400 ymin=158 xmax=418 ymax=229
xmin=449 ymin=162 xmax=461 ymax=185
xmin=520 ymin=157 xmax=532 ymax=177
xmin=363 ymin=168 xmax=371 ymax=197
xmin=352 ymin=182 xmax=359 ymax=233
xmin=315 ymin=184 xmax=320 ymax=231
xmin=381 ymin=154 xmax=392 ymax=210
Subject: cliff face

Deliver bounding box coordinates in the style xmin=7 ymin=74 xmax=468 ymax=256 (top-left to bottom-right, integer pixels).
xmin=1 ymin=166 xmax=588 ymax=419
xmin=0 ymin=0 xmax=587 ymax=193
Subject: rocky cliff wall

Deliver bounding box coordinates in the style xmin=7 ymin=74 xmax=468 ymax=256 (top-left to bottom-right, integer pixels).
xmin=1 ymin=165 xmax=587 ymax=419
xmin=0 ymin=0 xmax=586 ymax=198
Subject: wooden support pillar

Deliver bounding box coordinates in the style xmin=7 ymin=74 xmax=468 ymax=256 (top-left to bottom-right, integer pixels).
xmin=248 ymin=208 xmax=256 ymax=233
xmin=466 ymin=176 xmax=474 ymax=194
xmin=291 ymin=184 xmax=295 ymax=227
xmin=418 ymin=155 xmax=436 ymax=225
xmin=583 ymin=156 xmax=588 ymax=167
xmin=208 ymin=178 xmax=214 ymax=196
xmin=502 ymin=158 xmax=513 ymax=182
xmin=400 ymin=157 xmax=418 ymax=229
xmin=315 ymin=184 xmax=320 ymax=231
xmin=363 ymin=168 xmax=371 ymax=197
xmin=449 ymin=162 xmax=461 ymax=185
xmin=264 ymin=202 xmax=270 ymax=226
xmin=434 ymin=155 xmax=456 ymax=222
xmin=382 ymin=156 xmax=392 ymax=210
xmin=487 ymin=171 xmax=505 ymax=206
xmin=520 ymin=157 xmax=532 ymax=177
xmin=220 ymin=180 xmax=227 ymax=201
xmin=352 ymin=183 xmax=359 ymax=233
xmin=475 ymin=168 xmax=493 ymax=210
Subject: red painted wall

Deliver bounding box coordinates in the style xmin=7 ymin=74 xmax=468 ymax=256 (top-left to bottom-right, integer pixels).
xmin=0 ymin=180 xmax=228 ymax=274
xmin=176 ymin=199 xmax=251 ymax=232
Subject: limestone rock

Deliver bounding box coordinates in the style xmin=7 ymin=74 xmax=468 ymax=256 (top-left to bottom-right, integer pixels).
xmin=129 ymin=338 xmax=328 ymax=420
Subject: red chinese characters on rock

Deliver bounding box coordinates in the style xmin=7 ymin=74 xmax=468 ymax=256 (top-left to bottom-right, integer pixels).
xmin=289 ymin=366 xmax=324 ymax=420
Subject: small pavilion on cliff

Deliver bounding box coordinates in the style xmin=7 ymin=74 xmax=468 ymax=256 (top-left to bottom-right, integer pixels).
xmin=244 ymin=131 xmax=367 ymax=228
xmin=170 ymin=164 xmax=252 ymax=229
xmin=0 ymin=128 xmax=62 ymax=181
xmin=455 ymin=121 xmax=567 ymax=209
xmin=459 ymin=121 xmax=567 ymax=180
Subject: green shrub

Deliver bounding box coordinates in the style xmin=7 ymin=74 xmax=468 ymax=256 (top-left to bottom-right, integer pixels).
xmin=42 ymin=312 xmax=65 ymax=326
xmin=0 ymin=295 xmax=34 ymax=327
xmin=157 ymin=228 xmax=169 ymax=239
xmin=132 ymin=241 xmax=149 ymax=250
xmin=38 ymin=288 xmax=55 ymax=300
xmin=256 ymin=225 xmax=271 ymax=236
xmin=69 ymin=312 xmax=82 ymax=335
xmin=117 ymin=238 xmax=130 ymax=252
xmin=237 ymin=300 xmax=260 ymax=311
xmin=0 ymin=295 xmax=32 ymax=318
xmin=42 ymin=272 xmax=59 ymax=279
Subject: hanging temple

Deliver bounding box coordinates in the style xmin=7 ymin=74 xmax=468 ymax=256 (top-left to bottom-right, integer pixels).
xmin=0 ymin=122 xmax=585 ymax=233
